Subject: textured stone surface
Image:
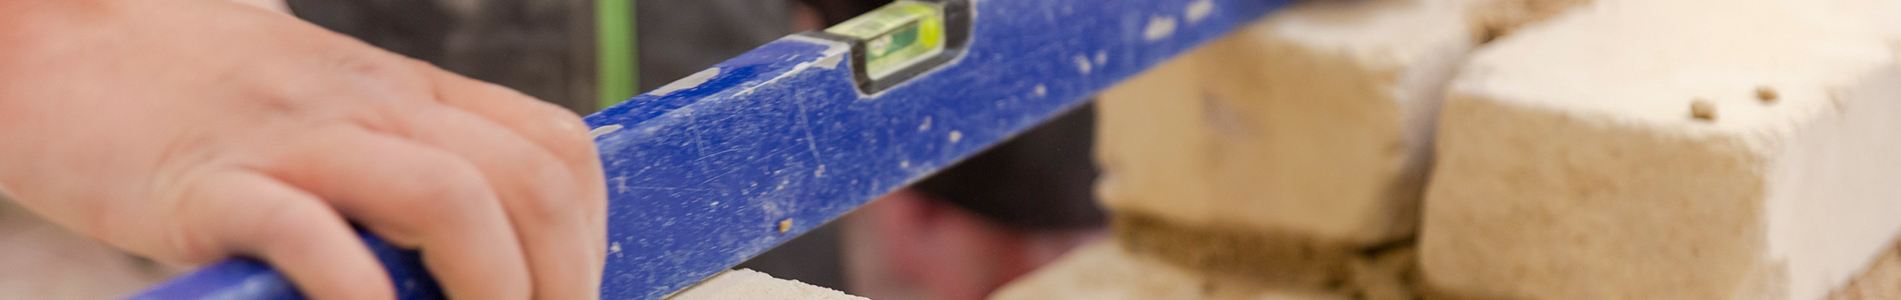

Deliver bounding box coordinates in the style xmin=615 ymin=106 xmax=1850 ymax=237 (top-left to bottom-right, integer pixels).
xmin=1418 ymin=0 xmax=1901 ymax=298
xmin=667 ymin=269 xmax=867 ymax=300
xmin=991 ymin=239 xmax=1425 ymax=300
xmin=1092 ymin=0 xmax=1598 ymax=290
xmin=1095 ymin=0 xmax=1476 ymax=254
xmin=1830 ymin=239 xmax=1901 ymax=300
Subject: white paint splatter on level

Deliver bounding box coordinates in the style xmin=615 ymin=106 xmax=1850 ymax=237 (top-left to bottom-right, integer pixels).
xmin=1144 ymin=16 xmax=1178 ymax=41
xmin=609 ymin=242 xmax=622 ymax=254
xmin=918 ymin=116 xmax=933 ymax=131
xmin=784 ymin=34 xmax=854 ymax=57
xmin=589 ymin=124 xmax=623 ymax=138
xmin=651 ymin=67 xmax=720 ymax=96
xmin=1074 ymin=55 xmax=1094 ymax=74
xmin=900 ymin=160 xmax=910 ymax=168
xmin=1035 ymin=84 xmax=1049 ymax=97
xmin=1095 ymin=51 xmax=1109 ymax=65
xmin=815 ymin=53 xmax=846 ymax=69
xmin=949 ymin=130 xmax=963 ymax=143
xmin=1187 ymin=0 xmax=1215 ymax=23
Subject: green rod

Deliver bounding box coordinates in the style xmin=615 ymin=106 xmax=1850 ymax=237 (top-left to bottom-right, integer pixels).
xmin=595 ymin=0 xmax=636 ymax=111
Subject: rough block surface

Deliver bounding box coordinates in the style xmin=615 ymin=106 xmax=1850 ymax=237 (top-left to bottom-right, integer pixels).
xmin=1419 ymin=0 xmax=1901 ymax=299
xmin=667 ymin=269 xmax=866 ymax=300
xmin=1096 ymin=0 xmax=1476 ymax=255
xmin=990 ymin=239 xmax=1420 ymax=300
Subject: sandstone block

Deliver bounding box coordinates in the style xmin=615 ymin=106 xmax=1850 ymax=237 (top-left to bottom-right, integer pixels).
xmin=1097 ymin=0 xmax=1477 ymax=253
xmin=1418 ymin=1 xmax=1901 ymax=299
xmin=990 ymin=239 xmax=1419 ymax=300
xmin=667 ymin=269 xmax=866 ymax=300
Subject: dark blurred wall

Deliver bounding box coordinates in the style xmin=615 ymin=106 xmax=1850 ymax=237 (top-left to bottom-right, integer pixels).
xmin=289 ymin=0 xmax=596 ymax=113
xmin=290 ymin=0 xmax=826 ymax=113
xmin=636 ymin=0 xmax=795 ymax=92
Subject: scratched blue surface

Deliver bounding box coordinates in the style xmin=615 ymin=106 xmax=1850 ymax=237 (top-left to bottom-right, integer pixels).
xmin=126 ymin=0 xmax=1291 ymax=299
xmin=590 ymin=0 xmax=1288 ymax=298
xmin=127 ymin=231 xmax=442 ymax=300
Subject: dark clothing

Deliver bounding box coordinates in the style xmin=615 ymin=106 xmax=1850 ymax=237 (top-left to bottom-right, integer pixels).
xmin=913 ymin=104 xmax=1105 ymax=230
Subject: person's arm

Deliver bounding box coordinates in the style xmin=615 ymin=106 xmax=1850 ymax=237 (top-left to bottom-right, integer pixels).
xmin=0 ymin=1 xmax=606 ymax=299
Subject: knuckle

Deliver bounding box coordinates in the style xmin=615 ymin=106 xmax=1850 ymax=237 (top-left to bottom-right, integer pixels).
xmin=246 ymin=199 xmax=326 ymax=250
xmin=152 ymin=220 xmax=224 ymax=264
xmin=546 ymin=124 xmax=597 ymax=159
xmin=514 ymin=198 xmax=576 ymax=230
xmin=402 ymin=159 xmax=498 ymax=220
xmin=330 ymin=56 xmax=430 ymax=101
xmin=538 ymin=108 xmax=598 ymax=155
xmin=510 ymin=165 xmax=585 ymax=229
xmin=540 ymin=103 xmax=591 ymax=137
xmin=141 ymin=178 xmax=234 ymax=263
xmin=335 ymin=56 xmax=405 ymax=82
xmin=519 ymin=101 xmax=598 ymax=163
xmin=504 ymin=88 xmax=593 ymax=141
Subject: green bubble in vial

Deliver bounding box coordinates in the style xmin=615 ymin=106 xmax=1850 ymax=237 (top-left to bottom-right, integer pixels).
xmin=825 ymin=1 xmax=945 ymax=79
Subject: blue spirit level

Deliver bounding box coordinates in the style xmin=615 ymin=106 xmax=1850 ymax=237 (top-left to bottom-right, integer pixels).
xmin=127 ymin=0 xmax=1293 ymax=299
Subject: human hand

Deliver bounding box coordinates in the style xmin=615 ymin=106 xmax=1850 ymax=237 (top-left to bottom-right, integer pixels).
xmin=0 ymin=1 xmax=606 ymax=299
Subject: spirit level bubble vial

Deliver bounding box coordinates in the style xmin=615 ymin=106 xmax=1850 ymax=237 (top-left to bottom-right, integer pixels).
xmin=808 ymin=0 xmax=971 ymax=94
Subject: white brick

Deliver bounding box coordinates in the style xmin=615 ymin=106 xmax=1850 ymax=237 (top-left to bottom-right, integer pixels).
xmin=1097 ymin=0 xmax=1477 ymax=250
xmin=1418 ymin=1 xmax=1901 ymax=299
xmin=667 ymin=269 xmax=865 ymax=300
xmin=1831 ymin=239 xmax=1901 ymax=300
xmin=990 ymin=239 xmax=1419 ymax=300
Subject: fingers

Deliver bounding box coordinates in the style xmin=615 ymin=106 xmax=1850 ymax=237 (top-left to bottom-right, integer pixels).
xmin=177 ymin=170 xmax=393 ymax=300
xmin=263 ymin=124 xmax=531 ymax=300
xmin=417 ymin=65 xmax=607 ymax=299
xmin=418 ymin=63 xmax=607 ymax=229
xmin=393 ymin=105 xmax=603 ymax=300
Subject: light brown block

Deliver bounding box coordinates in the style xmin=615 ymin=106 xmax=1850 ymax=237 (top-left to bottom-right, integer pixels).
xmin=990 ymin=239 xmax=1420 ymax=300
xmin=667 ymin=269 xmax=866 ymax=300
xmin=1096 ymin=0 xmax=1477 ymax=253
xmin=1419 ymin=0 xmax=1901 ymax=299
